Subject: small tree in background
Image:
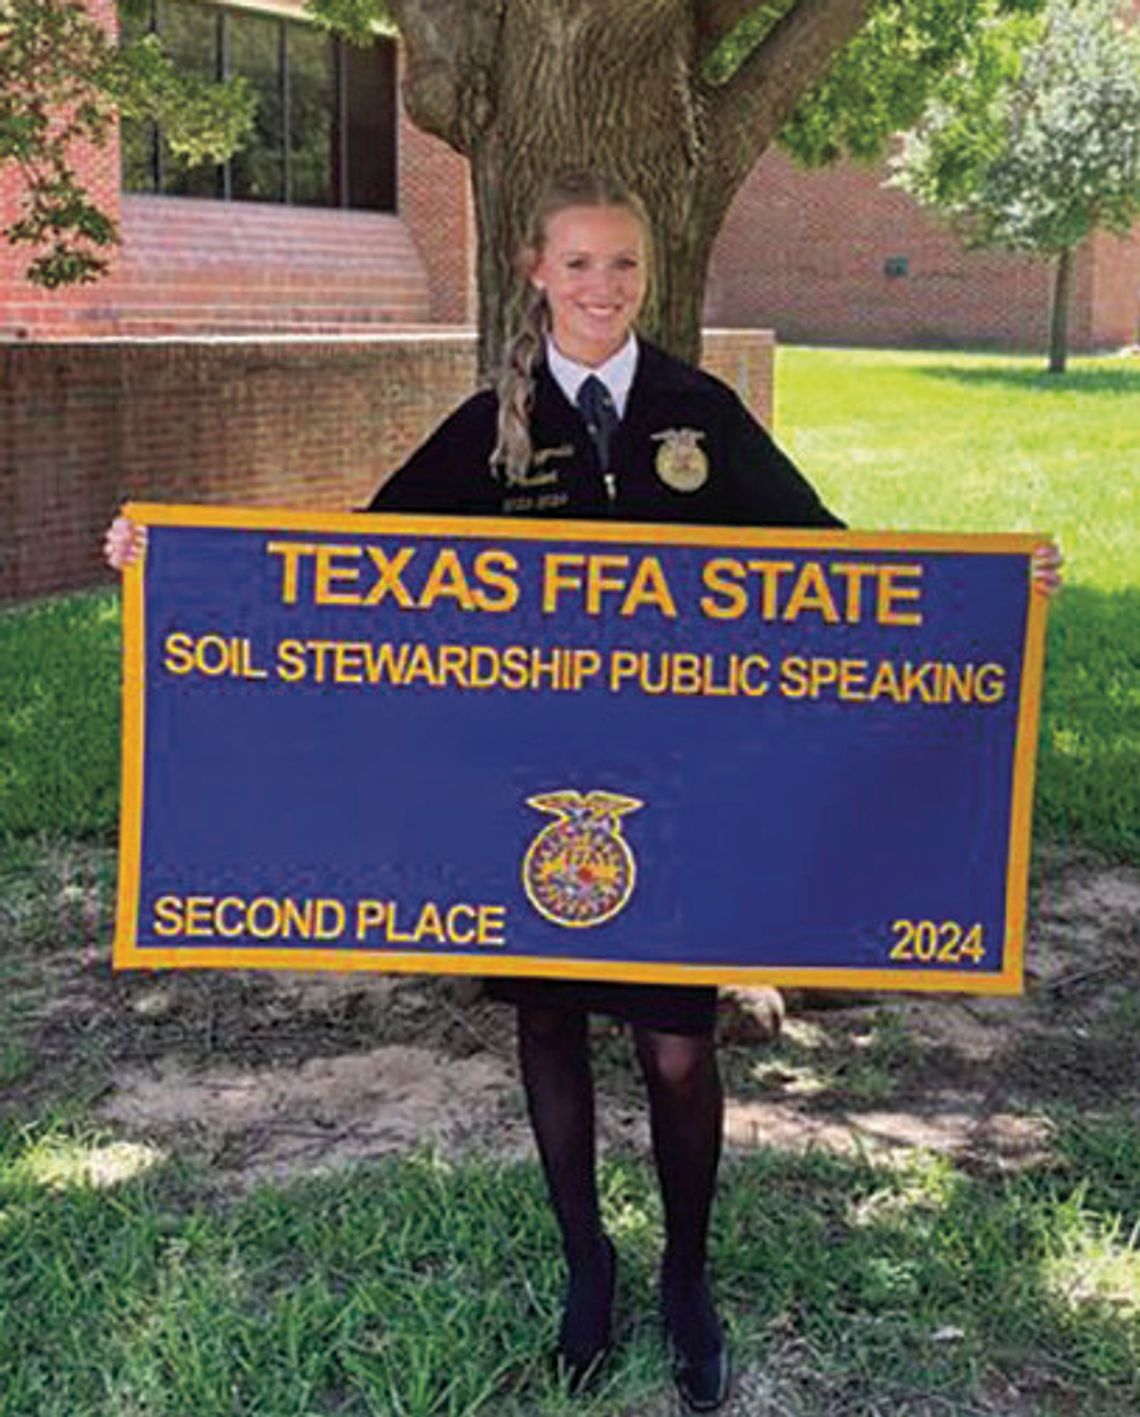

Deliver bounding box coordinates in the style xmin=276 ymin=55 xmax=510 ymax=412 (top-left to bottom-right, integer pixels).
xmin=893 ymin=0 xmax=1140 ymax=373
xmin=0 ymin=0 xmax=254 ymax=286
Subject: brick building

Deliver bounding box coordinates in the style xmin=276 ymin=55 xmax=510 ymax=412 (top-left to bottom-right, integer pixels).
xmin=0 ymin=0 xmax=475 ymax=336
xmin=706 ymin=148 xmax=1139 ymax=353
xmin=2 ymin=0 xmax=1136 ymax=346
xmin=0 ymin=0 xmax=772 ymax=601
xmin=708 ymin=0 xmax=1140 ymax=351
xmin=0 ymin=0 xmax=483 ymax=603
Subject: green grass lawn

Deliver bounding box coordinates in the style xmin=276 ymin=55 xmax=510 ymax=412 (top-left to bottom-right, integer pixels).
xmin=776 ymin=348 xmax=1139 ymax=591
xmin=1 ymin=346 xmax=1139 ymax=1416
xmin=2 ymin=1119 xmax=1139 ymax=1416
xmin=0 ymin=592 xmax=121 ymax=839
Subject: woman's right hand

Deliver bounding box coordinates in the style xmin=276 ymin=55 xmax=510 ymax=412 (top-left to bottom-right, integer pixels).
xmin=104 ymin=515 xmax=147 ymax=571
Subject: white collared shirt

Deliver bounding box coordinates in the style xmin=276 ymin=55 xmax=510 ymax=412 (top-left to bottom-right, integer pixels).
xmin=545 ymin=334 xmax=639 ymax=420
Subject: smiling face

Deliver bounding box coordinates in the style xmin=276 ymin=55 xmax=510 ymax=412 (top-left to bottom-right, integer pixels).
xmin=528 ymin=203 xmax=649 ymax=367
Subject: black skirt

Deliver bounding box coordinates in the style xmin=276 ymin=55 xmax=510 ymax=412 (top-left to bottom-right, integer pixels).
xmin=485 ymin=976 xmax=718 ymax=1037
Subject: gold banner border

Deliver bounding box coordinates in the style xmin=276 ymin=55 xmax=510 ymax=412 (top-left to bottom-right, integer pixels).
xmin=112 ymin=501 xmax=1051 ymax=998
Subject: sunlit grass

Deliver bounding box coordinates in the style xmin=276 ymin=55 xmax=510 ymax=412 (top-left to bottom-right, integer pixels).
xmin=13 ymin=1136 xmax=165 ymax=1192
xmin=1043 ymin=1219 xmax=1140 ymax=1319
xmin=777 ymin=347 xmax=1140 ymax=592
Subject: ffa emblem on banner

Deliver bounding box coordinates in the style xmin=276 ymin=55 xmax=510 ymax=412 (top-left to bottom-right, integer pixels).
xmin=522 ymin=790 xmax=644 ymax=928
xmin=652 ymin=428 xmax=709 ymax=492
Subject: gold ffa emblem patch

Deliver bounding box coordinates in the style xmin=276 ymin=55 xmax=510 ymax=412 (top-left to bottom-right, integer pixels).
xmin=652 ymin=428 xmax=709 ymax=492
xmin=522 ymin=790 xmax=644 ymax=928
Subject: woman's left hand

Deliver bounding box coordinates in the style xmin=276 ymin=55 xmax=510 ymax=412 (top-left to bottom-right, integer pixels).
xmin=1031 ymin=540 xmax=1063 ymax=597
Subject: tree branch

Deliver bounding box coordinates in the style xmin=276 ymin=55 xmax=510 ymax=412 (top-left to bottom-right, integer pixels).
xmin=388 ymin=0 xmax=505 ymax=155
xmin=703 ymin=0 xmax=874 ymax=197
xmin=388 ymin=0 xmax=466 ymax=149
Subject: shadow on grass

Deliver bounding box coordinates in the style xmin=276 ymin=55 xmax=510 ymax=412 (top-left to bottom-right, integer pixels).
xmin=1 ymin=1117 xmax=1138 ymax=1415
xmin=1037 ymin=586 xmax=1140 ymax=861
xmin=717 ymin=1112 xmax=1140 ymax=1414
xmin=721 ymin=978 xmax=1140 ymax=1126
xmin=912 ymin=359 xmax=1140 ymax=397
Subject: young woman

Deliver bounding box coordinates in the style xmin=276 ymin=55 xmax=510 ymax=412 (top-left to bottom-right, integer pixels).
xmin=106 ymin=168 xmax=1061 ymax=1414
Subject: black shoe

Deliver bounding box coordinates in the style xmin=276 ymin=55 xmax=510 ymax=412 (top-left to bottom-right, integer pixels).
xmin=661 ymin=1265 xmax=730 ymax=1413
xmin=669 ymin=1336 xmax=730 ymax=1413
xmin=556 ymin=1235 xmax=616 ymax=1394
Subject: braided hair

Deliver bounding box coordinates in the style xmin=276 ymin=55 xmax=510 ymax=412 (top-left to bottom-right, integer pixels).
xmin=491 ymin=169 xmax=653 ymax=484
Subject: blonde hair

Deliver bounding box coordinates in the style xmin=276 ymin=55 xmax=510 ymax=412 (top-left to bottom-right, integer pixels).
xmin=492 ymin=170 xmax=653 ymax=483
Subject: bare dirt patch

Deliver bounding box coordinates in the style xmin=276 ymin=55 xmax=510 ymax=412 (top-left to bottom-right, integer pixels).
xmin=101 ymin=1044 xmax=524 ymax=1184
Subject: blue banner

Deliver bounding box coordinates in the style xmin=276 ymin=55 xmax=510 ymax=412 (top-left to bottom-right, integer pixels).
xmin=114 ymin=505 xmax=1048 ymax=994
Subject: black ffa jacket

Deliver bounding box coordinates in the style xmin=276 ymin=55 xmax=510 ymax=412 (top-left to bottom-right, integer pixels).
xmin=368 ymin=339 xmax=843 ymax=531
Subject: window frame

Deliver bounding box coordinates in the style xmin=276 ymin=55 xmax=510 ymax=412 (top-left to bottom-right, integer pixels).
xmin=121 ymin=0 xmax=397 ymax=213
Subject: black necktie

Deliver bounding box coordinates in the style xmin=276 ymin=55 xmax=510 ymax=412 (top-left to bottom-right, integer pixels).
xmin=576 ymin=374 xmax=619 ymax=473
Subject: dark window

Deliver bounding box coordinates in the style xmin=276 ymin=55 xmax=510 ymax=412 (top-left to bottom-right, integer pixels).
xmin=287 ymin=23 xmax=336 ymax=206
xmin=229 ymin=9 xmax=285 ymax=202
xmin=344 ymin=38 xmax=396 ymax=211
xmin=121 ymin=0 xmax=397 ymax=212
xmin=159 ymin=0 xmax=223 ymax=197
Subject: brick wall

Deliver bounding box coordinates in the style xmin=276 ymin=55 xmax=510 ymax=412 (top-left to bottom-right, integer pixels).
xmin=703 ymin=328 xmax=774 ymax=426
xmin=397 ymin=70 xmax=476 ymax=324
xmin=1 ymin=329 xmax=772 ymax=603
xmin=4 ymin=4 xmax=1137 ymax=350
xmin=2 ymin=196 xmax=436 ymax=338
xmin=705 ymin=148 xmax=1138 ymax=352
xmin=1088 ymin=227 xmax=1140 ymax=349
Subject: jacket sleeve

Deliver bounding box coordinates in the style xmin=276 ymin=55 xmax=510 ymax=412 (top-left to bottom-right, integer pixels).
xmin=724 ymin=393 xmax=845 ymax=530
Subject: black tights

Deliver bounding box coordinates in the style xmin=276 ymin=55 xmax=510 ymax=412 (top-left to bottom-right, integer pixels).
xmin=517 ymin=1005 xmax=724 ymax=1357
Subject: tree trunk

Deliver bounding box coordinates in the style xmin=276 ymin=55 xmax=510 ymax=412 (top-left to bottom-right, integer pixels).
xmin=1048 ymin=247 xmax=1073 ymax=374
